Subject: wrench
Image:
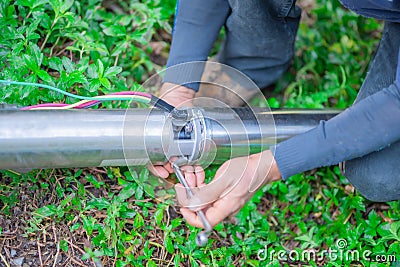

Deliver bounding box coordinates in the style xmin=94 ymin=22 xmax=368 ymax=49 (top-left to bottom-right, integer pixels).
xmin=172 ymin=163 xmax=212 ymax=247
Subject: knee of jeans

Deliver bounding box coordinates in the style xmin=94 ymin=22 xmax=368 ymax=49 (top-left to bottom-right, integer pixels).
xmin=344 ymin=144 xmax=400 ymax=202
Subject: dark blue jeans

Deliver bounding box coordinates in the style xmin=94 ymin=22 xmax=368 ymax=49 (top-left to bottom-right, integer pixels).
xmin=215 ymin=0 xmax=301 ymax=89
xmin=338 ymin=0 xmax=400 ymax=201
xmin=345 ymin=21 xmax=400 ymax=202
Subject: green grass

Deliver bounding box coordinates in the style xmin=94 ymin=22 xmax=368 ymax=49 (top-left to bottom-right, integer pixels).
xmin=0 ymin=0 xmax=399 ymax=266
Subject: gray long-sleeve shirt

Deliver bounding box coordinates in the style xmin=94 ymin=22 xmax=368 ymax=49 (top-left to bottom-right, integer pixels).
xmin=272 ymin=79 xmax=400 ymax=178
xmin=166 ymin=0 xmax=400 ymax=180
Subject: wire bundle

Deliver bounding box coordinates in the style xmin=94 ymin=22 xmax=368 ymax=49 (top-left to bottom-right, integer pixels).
xmin=0 ymin=79 xmax=173 ymax=111
xmin=21 ymin=91 xmax=152 ymax=110
xmin=0 ymin=79 xmax=189 ymax=119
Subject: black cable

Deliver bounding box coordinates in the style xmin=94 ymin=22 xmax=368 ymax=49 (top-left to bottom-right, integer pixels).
xmin=150 ymin=95 xmax=188 ymax=120
xmin=150 ymin=95 xmax=174 ymax=112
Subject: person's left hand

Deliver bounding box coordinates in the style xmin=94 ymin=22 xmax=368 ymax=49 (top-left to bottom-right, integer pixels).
xmin=175 ymin=150 xmax=281 ymax=228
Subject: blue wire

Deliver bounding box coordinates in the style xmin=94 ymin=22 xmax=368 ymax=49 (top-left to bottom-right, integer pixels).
xmin=0 ymin=79 xmax=150 ymax=102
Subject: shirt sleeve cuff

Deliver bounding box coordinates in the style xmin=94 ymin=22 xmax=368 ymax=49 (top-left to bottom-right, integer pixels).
xmin=271 ymin=130 xmax=316 ymax=181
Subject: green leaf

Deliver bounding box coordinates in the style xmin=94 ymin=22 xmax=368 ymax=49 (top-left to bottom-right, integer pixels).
xmin=267 ymin=97 xmax=280 ymax=108
xmin=35 ymin=205 xmax=57 ymax=218
xmin=367 ymin=210 xmax=382 ymax=228
xmin=389 ymin=221 xmax=400 ymax=241
xmin=60 ymin=0 xmax=74 ymax=14
xmin=81 ymin=215 xmax=95 ymax=236
xmin=134 ymin=213 xmax=144 ymax=228
xmin=117 ymin=183 xmax=135 ymax=202
xmin=97 ymin=59 xmax=104 ymax=77
xmin=26 ymin=19 xmax=41 ymax=40
xmin=388 ymin=242 xmax=400 ymax=255
xmin=349 ymin=196 xmax=366 ymax=212
xmin=139 ymin=168 xmax=149 ymax=183
xmin=102 ymin=25 xmax=126 ymax=37
xmin=49 ymin=0 xmax=61 ymax=17
xmin=147 ymin=260 xmax=157 ymax=267
xmin=89 ymin=79 xmax=101 ymax=91
xmin=60 ymin=11 xmax=75 ymax=23
xmin=104 ymin=66 xmax=122 ymax=78
xmin=278 ymin=182 xmax=288 ymax=194
xmin=84 ymin=174 xmax=103 ymax=189
xmin=377 ymin=222 xmax=400 ymax=242
xmin=135 ymin=184 xmax=143 ymax=200
xmin=81 ymin=252 xmax=91 ymax=261
xmin=33 ymin=0 xmax=48 ymax=8
xmin=37 ymin=70 xmax=53 ymax=83
xmin=115 ymin=260 xmax=128 ymax=267
xmin=164 ymin=235 xmax=174 ymax=254
xmin=16 ymin=0 xmax=34 ymax=8
xmin=70 ymin=223 xmax=80 ymax=232
xmin=59 ymin=240 xmax=68 ymax=252
xmin=124 ymin=170 xmax=138 ymax=182
xmin=27 ymin=33 xmax=40 ymax=40
xmin=99 ymin=77 xmax=111 ymax=88
xmin=25 ymin=44 xmax=43 ymax=70
xmin=49 ymin=57 xmax=64 ymax=72
xmin=87 ymin=64 xmax=98 ymax=79
xmin=154 ymin=208 xmax=164 ymax=226
xmin=86 ymin=198 xmax=110 ymax=210
xmin=4 ymin=5 xmax=16 ymax=21
xmin=62 ymin=57 xmax=75 ymax=73
xmin=39 ymin=12 xmax=52 ymax=29
xmin=23 ymin=54 xmax=39 ymax=72
xmin=17 ymin=0 xmax=48 ymax=9
xmin=67 ymin=71 xmax=87 ymax=85
xmin=143 ymin=183 xmax=155 ymax=198
xmin=111 ymin=41 xmax=129 ymax=57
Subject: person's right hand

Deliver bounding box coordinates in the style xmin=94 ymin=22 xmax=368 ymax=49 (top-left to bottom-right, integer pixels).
xmin=157 ymin=82 xmax=195 ymax=107
xmin=148 ymin=82 xmax=196 ymax=178
xmin=175 ymin=150 xmax=281 ymax=228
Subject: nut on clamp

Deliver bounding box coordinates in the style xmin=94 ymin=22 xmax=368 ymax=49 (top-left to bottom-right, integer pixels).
xmin=167 ymin=108 xmax=207 ymax=165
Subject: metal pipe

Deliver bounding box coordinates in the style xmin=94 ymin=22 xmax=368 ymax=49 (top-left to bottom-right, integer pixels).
xmin=0 ymin=108 xmax=339 ymax=170
xmin=202 ymin=108 xmax=338 ymax=162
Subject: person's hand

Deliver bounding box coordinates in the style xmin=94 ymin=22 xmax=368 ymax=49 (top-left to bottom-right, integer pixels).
xmin=148 ymin=83 xmax=196 ymax=178
xmin=175 ymin=150 xmax=281 ymax=228
xmin=157 ymin=82 xmax=195 ymax=107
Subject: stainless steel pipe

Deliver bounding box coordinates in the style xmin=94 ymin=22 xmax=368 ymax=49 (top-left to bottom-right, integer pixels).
xmin=0 ymin=108 xmax=339 ymax=170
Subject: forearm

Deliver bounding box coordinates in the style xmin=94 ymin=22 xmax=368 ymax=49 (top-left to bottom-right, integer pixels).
xmin=272 ymin=82 xmax=400 ymax=180
xmin=167 ymin=0 xmax=229 ymax=65
xmin=163 ymin=0 xmax=230 ymax=91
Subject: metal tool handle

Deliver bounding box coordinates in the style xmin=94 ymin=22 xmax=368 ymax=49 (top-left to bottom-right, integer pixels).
xmin=172 ymin=163 xmax=212 ymax=247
